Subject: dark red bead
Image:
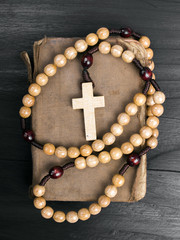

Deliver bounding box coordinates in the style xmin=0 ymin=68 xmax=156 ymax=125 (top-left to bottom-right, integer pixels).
xmin=127 ymin=153 xmax=140 ymax=167
xmin=49 ymin=166 xmax=64 ymax=179
xmin=120 ymin=27 xmax=133 ymax=38
xmin=140 ymin=67 xmax=152 ymax=81
xmin=23 ymin=130 xmax=35 ymax=142
xmin=81 ymin=54 xmax=93 ymax=68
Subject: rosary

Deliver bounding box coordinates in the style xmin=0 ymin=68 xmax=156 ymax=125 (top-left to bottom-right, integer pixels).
xmin=19 ymin=27 xmax=165 ymax=223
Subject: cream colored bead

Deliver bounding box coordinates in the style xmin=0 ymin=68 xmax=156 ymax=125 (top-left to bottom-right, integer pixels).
xmin=74 ymin=39 xmax=88 ymax=52
xmin=33 ymin=185 xmax=45 ymax=197
xmin=151 ymin=104 xmax=164 ymax=117
xmin=34 ymin=197 xmax=46 ymax=209
xmin=75 ymin=157 xmax=86 ymax=170
xmin=66 ymin=211 xmax=78 ymax=223
xmin=152 ymin=73 xmax=156 ymax=80
xmin=147 ymin=106 xmax=153 ymax=117
xmin=36 ymin=73 xmax=48 ymax=86
xmin=147 ymin=95 xmax=155 ymax=106
xmin=19 ymin=106 xmax=31 ymax=118
xmin=41 ymin=206 xmax=54 ymax=219
xmin=148 ymin=61 xmax=155 ymax=71
xmin=67 ymin=147 xmax=80 ymax=158
xmin=125 ymin=103 xmax=138 ymax=116
xmin=43 ymin=143 xmax=55 ymax=155
xmin=44 ymin=64 xmax=57 ymax=77
xmin=111 ymin=45 xmax=123 ymax=58
xmin=146 ymin=48 xmax=154 ymax=60
xmin=121 ymin=142 xmax=134 ymax=154
xmin=110 ymin=147 xmax=122 ymax=160
xmin=54 ymin=54 xmax=67 ymax=67
xmin=98 ymin=195 xmax=111 ymax=208
xmin=122 ymin=50 xmax=135 ymax=63
xmin=153 ymin=91 xmax=166 ymax=104
xmin=102 ymin=132 xmax=116 ymax=145
xmin=112 ymin=174 xmax=125 ymax=187
xmin=64 ymin=47 xmax=77 ymax=60
xmin=117 ymin=113 xmax=130 ymax=126
xmin=22 ymin=94 xmax=35 ymax=107
xmin=97 ymin=27 xmax=109 ymax=40
xmin=147 ymin=84 xmax=155 ymax=95
xmin=53 ymin=211 xmax=66 ymax=223
xmin=146 ymin=116 xmax=159 ymax=129
xmin=28 ymin=83 xmax=41 ymax=96
xmin=105 ymin=185 xmax=117 ymax=198
xmin=55 ymin=146 xmax=67 ymax=158
xmin=139 ymin=126 xmax=153 ymax=139
xmin=110 ymin=123 xmax=123 ymax=136
xmin=86 ymin=33 xmax=98 ymax=46
xmin=92 ymin=139 xmax=105 ymax=152
xmin=139 ymin=36 xmax=150 ymax=48
xmin=78 ymin=208 xmax=91 ymax=221
xmin=86 ymin=155 xmax=99 ymax=168
xmin=130 ymin=134 xmax=143 ymax=147
xmin=98 ymin=151 xmax=111 ymax=164
xmin=152 ymin=128 xmax=159 ymax=138
xmin=80 ymin=144 xmax=92 ymax=157
xmin=89 ymin=203 xmax=101 ymax=215
xmin=99 ymin=41 xmax=111 ymax=54
xmin=147 ymin=136 xmax=158 ymax=149
xmin=133 ymin=93 xmax=146 ymax=106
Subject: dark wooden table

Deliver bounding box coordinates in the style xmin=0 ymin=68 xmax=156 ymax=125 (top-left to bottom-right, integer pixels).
xmin=1 ymin=0 xmax=180 ymax=239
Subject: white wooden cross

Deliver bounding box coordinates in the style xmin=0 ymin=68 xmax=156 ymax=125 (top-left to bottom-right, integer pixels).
xmin=72 ymin=82 xmax=105 ymax=141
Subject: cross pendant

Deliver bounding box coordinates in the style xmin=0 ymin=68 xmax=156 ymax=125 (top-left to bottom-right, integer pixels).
xmin=72 ymin=82 xmax=105 ymax=141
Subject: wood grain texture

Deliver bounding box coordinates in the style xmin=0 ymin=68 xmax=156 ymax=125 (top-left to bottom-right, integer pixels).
xmin=0 ymin=0 xmax=180 ymax=239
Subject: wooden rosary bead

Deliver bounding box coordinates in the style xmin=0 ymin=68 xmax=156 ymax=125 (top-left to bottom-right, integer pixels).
xmin=49 ymin=166 xmax=64 ymax=179
xmin=151 ymin=104 xmax=164 ymax=117
xmin=127 ymin=153 xmax=140 ymax=166
xmin=98 ymin=195 xmax=111 ymax=208
xmin=99 ymin=41 xmax=111 ymax=54
xmin=86 ymin=155 xmax=99 ymax=168
xmin=22 ymin=94 xmax=35 ymax=107
xmin=67 ymin=147 xmax=80 ymax=158
xmin=97 ymin=27 xmax=109 ymax=40
xmin=92 ymin=139 xmax=105 ymax=152
xmin=147 ymin=84 xmax=155 ymax=95
xmin=147 ymin=95 xmax=155 ymax=106
xmin=53 ymin=211 xmax=66 ymax=223
xmin=44 ymin=64 xmax=57 ymax=77
xmin=80 ymin=144 xmax=92 ymax=157
xmin=110 ymin=147 xmax=122 ymax=160
xmin=148 ymin=61 xmax=155 ymax=71
xmin=152 ymin=128 xmax=159 ymax=138
xmin=139 ymin=36 xmax=151 ymax=49
xmin=23 ymin=130 xmax=35 ymax=142
xmin=36 ymin=73 xmax=48 ymax=86
xmin=89 ymin=203 xmax=101 ymax=215
xmin=121 ymin=142 xmax=134 ymax=154
xmin=140 ymin=126 xmax=153 ymax=139
xmin=54 ymin=54 xmax=67 ymax=67
xmin=125 ymin=103 xmax=138 ymax=116
xmin=117 ymin=113 xmax=130 ymax=125
xmin=66 ymin=211 xmax=78 ymax=223
xmin=112 ymin=174 xmax=125 ymax=187
xmin=33 ymin=185 xmax=45 ymax=197
xmin=110 ymin=123 xmax=123 ymax=136
xmin=41 ymin=206 xmax=54 ymax=219
xmin=74 ymin=39 xmax=88 ymax=52
xmin=81 ymin=53 xmax=93 ymax=68
xmin=111 ymin=45 xmax=123 ymax=57
xmin=133 ymin=93 xmax=146 ymax=106
xmin=122 ymin=50 xmax=135 ymax=63
xmin=130 ymin=133 xmax=143 ymax=147
xmin=34 ymin=197 xmax=46 ymax=209
xmin=78 ymin=208 xmax=91 ymax=221
xmin=146 ymin=48 xmax=154 ymax=60
xmin=86 ymin=33 xmax=98 ymax=46
xmin=153 ymin=91 xmax=166 ymax=104
xmin=55 ymin=146 xmax=67 ymax=158
xmin=98 ymin=151 xmax=111 ymax=164
xmin=28 ymin=83 xmax=41 ymax=96
xmin=147 ymin=136 xmax=158 ymax=149
xmin=102 ymin=132 xmax=116 ymax=145
xmin=19 ymin=106 xmax=31 ymax=118
xmin=146 ymin=116 xmax=159 ymax=129
xmin=64 ymin=47 xmax=77 ymax=60
xmin=105 ymin=185 xmax=117 ymax=198
xmin=140 ymin=67 xmax=152 ymax=81
xmin=43 ymin=143 xmax=55 ymax=155
xmin=120 ymin=27 xmax=132 ymax=38
xmin=75 ymin=157 xmax=86 ymax=170
xmin=147 ymin=106 xmax=153 ymax=117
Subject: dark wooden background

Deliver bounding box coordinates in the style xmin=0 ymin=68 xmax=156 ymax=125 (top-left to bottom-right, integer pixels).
xmin=0 ymin=0 xmax=180 ymax=239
